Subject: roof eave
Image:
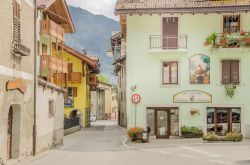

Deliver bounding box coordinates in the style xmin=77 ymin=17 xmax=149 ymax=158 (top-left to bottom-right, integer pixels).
xmin=115 ymin=6 xmax=250 ymax=15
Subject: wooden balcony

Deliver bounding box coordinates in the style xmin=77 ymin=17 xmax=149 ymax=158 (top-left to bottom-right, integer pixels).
xmin=40 ymin=55 xmax=68 ymax=77
xmin=88 ymin=74 xmax=99 ymax=91
xmin=53 ymin=72 xmax=82 ymax=84
xmin=150 ymin=35 xmax=187 ymax=50
xmin=69 ymin=72 xmax=82 ymax=83
xmin=40 ymin=20 xmax=65 ymax=41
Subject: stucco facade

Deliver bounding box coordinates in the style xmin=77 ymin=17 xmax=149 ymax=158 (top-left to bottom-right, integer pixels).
xmin=63 ymin=50 xmax=90 ymax=128
xmin=124 ymin=13 xmax=250 ymax=138
xmin=35 ymin=0 xmax=75 ymax=154
xmin=0 ymin=0 xmax=35 ymax=162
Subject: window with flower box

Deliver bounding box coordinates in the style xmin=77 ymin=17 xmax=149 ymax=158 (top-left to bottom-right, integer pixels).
xmin=223 ymin=15 xmax=240 ymax=33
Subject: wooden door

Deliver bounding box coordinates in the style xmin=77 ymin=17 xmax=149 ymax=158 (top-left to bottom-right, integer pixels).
xmin=7 ymin=107 xmax=13 ymax=160
xmin=163 ymin=17 xmax=178 ymax=49
xmin=155 ymin=110 xmax=170 ymax=139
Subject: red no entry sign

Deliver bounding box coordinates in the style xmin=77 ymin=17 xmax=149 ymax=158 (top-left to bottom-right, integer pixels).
xmin=131 ymin=94 xmax=141 ymax=104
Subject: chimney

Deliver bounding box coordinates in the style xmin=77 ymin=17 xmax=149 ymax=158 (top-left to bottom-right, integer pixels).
xmin=83 ymin=49 xmax=87 ymax=55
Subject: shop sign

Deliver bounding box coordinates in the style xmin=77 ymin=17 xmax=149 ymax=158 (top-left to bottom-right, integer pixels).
xmin=173 ymin=90 xmax=212 ymax=103
xmin=6 ymin=78 xmax=26 ymax=93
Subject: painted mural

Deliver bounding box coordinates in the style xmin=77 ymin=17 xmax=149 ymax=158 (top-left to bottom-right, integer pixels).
xmin=190 ymin=54 xmax=210 ymax=84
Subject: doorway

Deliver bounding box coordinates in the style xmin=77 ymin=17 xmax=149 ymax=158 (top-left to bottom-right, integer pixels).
xmin=7 ymin=104 xmax=21 ymax=160
xmin=147 ymin=108 xmax=179 ymax=139
xmin=155 ymin=110 xmax=170 ymax=139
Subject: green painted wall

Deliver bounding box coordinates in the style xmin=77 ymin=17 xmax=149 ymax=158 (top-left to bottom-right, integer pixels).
xmin=126 ymin=13 xmax=250 ymax=137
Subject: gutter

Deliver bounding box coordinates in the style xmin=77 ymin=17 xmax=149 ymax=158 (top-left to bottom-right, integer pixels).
xmin=33 ymin=0 xmax=37 ymax=156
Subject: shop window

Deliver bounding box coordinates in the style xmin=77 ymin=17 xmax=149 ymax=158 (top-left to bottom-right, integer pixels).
xmin=146 ymin=109 xmax=155 ymax=135
xmin=170 ymin=108 xmax=179 ymax=136
xmin=162 ymin=61 xmax=178 ymax=84
xmin=223 ymin=15 xmax=240 ymax=33
xmin=207 ymin=108 xmax=241 ymax=135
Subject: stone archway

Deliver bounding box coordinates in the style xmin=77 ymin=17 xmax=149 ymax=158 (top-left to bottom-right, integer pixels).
xmin=7 ymin=104 xmax=21 ymax=160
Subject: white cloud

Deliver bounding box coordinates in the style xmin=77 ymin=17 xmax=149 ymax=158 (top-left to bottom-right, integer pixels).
xmin=66 ymin=0 xmax=118 ymax=20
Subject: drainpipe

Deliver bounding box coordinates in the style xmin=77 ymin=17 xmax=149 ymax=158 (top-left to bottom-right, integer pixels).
xmin=33 ymin=0 xmax=37 ymax=156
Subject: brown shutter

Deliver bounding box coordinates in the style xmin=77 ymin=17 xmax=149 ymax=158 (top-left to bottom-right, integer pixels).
xmin=82 ymin=61 xmax=85 ymax=77
xmin=73 ymin=87 xmax=77 ymax=97
xmin=162 ymin=17 xmax=178 ymax=49
xmin=222 ymin=60 xmax=231 ymax=84
xmin=68 ymin=63 xmax=73 ymax=81
xmin=231 ymin=60 xmax=239 ymax=84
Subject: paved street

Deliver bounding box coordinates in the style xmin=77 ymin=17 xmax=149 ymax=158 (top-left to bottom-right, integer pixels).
xmin=13 ymin=120 xmax=250 ymax=165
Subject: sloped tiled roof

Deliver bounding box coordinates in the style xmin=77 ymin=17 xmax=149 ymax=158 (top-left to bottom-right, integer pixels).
xmin=36 ymin=0 xmax=56 ymax=8
xmin=115 ymin=0 xmax=250 ymax=14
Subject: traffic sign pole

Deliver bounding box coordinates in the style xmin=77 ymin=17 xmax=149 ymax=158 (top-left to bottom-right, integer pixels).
xmin=131 ymin=94 xmax=141 ymax=127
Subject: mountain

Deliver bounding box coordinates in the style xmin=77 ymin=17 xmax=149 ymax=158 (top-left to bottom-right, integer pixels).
xmin=65 ymin=6 xmax=120 ymax=84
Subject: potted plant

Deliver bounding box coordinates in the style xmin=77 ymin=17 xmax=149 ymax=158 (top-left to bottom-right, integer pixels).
xmin=205 ymin=32 xmax=218 ymax=47
xmin=225 ymin=85 xmax=236 ymax=98
xmin=203 ymin=131 xmax=243 ymax=142
xmin=181 ymin=125 xmax=204 ymax=138
xmin=128 ymin=127 xmax=144 ymax=141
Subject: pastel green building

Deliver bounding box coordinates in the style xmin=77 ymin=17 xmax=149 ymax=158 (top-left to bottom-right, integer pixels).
xmin=115 ymin=0 xmax=250 ymax=138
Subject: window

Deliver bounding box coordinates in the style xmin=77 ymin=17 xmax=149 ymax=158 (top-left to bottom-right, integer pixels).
xmin=48 ymin=100 xmax=55 ymax=118
xmin=162 ymin=61 xmax=178 ymax=84
xmin=221 ymin=60 xmax=240 ymax=84
xmin=68 ymin=87 xmax=77 ymax=97
xmin=223 ymin=15 xmax=240 ymax=33
xmin=207 ymin=108 xmax=241 ymax=135
xmin=12 ymin=0 xmax=21 ymax=42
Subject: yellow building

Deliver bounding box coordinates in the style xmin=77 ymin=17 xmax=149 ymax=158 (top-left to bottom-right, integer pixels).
xmin=61 ymin=44 xmax=100 ymax=128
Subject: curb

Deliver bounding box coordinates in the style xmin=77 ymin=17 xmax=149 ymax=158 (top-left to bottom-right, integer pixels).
xmin=122 ymin=138 xmax=136 ymax=149
xmin=122 ymin=140 xmax=250 ymax=150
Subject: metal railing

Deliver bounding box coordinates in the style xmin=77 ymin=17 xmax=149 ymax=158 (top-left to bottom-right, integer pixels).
xmin=150 ymin=35 xmax=187 ymax=50
xmin=64 ymin=117 xmax=80 ymax=130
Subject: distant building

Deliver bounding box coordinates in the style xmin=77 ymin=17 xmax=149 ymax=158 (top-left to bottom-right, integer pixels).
xmin=110 ymin=31 xmax=127 ymax=127
xmin=111 ymin=88 xmax=118 ymax=120
xmin=91 ymin=82 xmax=113 ymax=120
xmin=0 ymin=0 xmax=34 ymax=162
xmin=115 ymin=0 xmax=250 ymax=138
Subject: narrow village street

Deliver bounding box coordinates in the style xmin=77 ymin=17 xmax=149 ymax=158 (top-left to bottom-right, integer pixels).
xmin=12 ymin=120 xmax=250 ymax=165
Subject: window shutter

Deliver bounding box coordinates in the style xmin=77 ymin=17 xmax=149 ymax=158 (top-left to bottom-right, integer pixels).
xmin=222 ymin=60 xmax=231 ymax=84
xmin=231 ymin=60 xmax=239 ymax=84
xmin=82 ymin=61 xmax=85 ymax=77
xmin=162 ymin=17 xmax=178 ymax=49
xmin=73 ymin=87 xmax=77 ymax=97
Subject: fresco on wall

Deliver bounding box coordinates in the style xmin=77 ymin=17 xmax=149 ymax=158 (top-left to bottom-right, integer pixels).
xmin=190 ymin=54 xmax=210 ymax=84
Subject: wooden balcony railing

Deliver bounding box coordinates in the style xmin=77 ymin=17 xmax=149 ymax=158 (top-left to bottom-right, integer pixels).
xmin=88 ymin=74 xmax=99 ymax=91
xmin=150 ymin=35 xmax=187 ymax=50
xmin=40 ymin=20 xmax=65 ymax=41
xmin=53 ymin=72 xmax=82 ymax=84
xmin=40 ymin=55 xmax=68 ymax=78
xmin=69 ymin=72 xmax=82 ymax=83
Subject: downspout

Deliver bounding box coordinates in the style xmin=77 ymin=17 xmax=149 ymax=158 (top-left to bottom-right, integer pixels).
xmin=33 ymin=0 xmax=37 ymax=156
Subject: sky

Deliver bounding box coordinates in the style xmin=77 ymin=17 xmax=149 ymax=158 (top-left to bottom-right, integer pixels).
xmin=66 ymin=0 xmax=118 ymax=20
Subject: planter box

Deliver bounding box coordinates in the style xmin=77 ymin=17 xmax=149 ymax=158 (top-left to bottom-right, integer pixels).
xmin=181 ymin=133 xmax=203 ymax=138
